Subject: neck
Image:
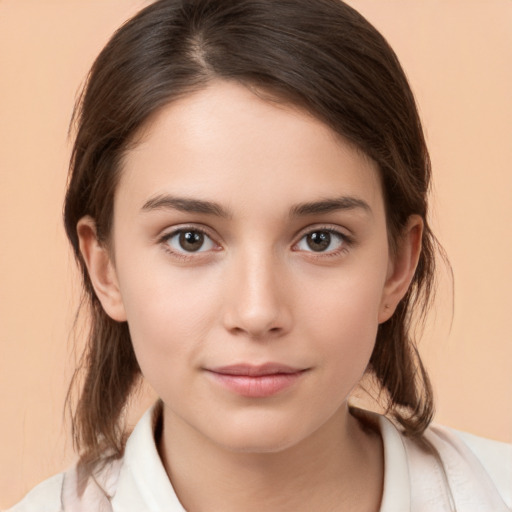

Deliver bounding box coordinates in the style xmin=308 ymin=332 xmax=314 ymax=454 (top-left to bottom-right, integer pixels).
xmin=158 ymin=404 xmax=383 ymax=512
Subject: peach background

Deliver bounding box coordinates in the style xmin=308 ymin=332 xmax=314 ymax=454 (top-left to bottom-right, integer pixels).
xmin=1 ymin=0 xmax=511 ymax=508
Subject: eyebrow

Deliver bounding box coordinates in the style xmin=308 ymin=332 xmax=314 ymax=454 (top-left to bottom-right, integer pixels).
xmin=290 ymin=196 xmax=372 ymax=217
xmin=141 ymin=195 xmax=232 ymax=218
xmin=141 ymin=194 xmax=371 ymax=218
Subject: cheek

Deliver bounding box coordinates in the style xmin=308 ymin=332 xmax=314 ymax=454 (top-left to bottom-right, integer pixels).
xmin=302 ymin=258 xmax=386 ymax=329
xmin=114 ymin=256 xmax=224 ymax=379
xmin=299 ymin=261 xmax=387 ymax=373
xmin=315 ymin=296 xmax=379 ymax=376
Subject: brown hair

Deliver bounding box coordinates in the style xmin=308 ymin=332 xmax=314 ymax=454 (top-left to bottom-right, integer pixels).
xmin=65 ymin=0 xmax=438 ymax=470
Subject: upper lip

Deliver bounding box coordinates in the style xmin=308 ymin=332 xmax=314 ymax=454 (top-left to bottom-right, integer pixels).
xmin=207 ymin=363 xmax=306 ymax=376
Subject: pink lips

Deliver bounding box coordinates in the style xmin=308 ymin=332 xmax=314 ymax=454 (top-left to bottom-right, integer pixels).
xmin=206 ymin=363 xmax=307 ymax=398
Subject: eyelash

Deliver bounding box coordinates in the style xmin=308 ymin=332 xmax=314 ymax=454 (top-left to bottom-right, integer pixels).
xmin=158 ymin=225 xmax=353 ymax=261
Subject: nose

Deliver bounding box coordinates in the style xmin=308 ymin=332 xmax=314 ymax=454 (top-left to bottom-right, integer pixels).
xmin=221 ymin=249 xmax=292 ymax=339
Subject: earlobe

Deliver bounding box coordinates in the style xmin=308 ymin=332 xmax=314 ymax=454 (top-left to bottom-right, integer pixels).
xmin=378 ymin=215 xmax=423 ymax=323
xmin=77 ymin=216 xmax=127 ymax=322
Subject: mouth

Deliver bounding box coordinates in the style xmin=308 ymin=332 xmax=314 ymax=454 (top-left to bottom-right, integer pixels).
xmin=205 ymin=363 xmax=309 ymax=398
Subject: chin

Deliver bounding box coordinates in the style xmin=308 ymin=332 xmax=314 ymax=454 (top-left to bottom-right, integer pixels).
xmin=206 ymin=413 xmax=313 ymax=455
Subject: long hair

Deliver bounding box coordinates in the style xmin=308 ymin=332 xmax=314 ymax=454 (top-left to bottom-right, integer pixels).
xmin=64 ymin=0 xmax=439 ymax=471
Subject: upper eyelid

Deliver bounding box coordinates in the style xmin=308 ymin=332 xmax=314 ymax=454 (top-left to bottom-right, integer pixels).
xmin=293 ymin=224 xmax=351 ymax=241
xmin=159 ymin=224 xmax=219 ymax=242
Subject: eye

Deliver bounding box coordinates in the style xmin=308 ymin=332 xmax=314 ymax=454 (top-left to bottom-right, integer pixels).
xmin=295 ymin=229 xmax=347 ymax=253
xmin=164 ymin=229 xmax=216 ymax=253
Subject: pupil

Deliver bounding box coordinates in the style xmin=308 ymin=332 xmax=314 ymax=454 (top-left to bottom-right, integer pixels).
xmin=180 ymin=231 xmax=204 ymax=252
xmin=307 ymin=231 xmax=330 ymax=251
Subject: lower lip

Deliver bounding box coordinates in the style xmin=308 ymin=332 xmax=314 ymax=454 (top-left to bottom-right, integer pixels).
xmin=206 ymin=371 xmax=305 ymax=398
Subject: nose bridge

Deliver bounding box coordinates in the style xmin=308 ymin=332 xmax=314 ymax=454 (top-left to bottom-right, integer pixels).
xmin=223 ymin=243 xmax=290 ymax=338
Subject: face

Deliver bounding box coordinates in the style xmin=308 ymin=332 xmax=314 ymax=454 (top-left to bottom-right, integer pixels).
xmin=81 ymin=81 xmax=417 ymax=454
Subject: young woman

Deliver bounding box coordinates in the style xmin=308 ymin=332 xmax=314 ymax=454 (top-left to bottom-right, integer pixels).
xmin=9 ymin=1 xmax=511 ymax=511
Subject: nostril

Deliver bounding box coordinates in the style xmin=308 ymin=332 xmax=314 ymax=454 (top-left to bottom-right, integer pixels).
xmin=221 ymin=281 xmax=292 ymax=338
xmin=225 ymin=321 xmax=286 ymax=339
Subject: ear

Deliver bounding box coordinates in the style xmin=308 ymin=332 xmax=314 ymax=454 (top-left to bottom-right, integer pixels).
xmin=77 ymin=216 xmax=127 ymax=322
xmin=378 ymin=215 xmax=423 ymax=323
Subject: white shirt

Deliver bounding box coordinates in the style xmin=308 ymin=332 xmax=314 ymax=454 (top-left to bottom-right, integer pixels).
xmin=8 ymin=403 xmax=512 ymax=512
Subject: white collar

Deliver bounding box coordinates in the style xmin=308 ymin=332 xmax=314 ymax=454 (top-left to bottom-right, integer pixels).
xmin=112 ymin=404 xmax=185 ymax=511
xmin=376 ymin=414 xmax=411 ymax=512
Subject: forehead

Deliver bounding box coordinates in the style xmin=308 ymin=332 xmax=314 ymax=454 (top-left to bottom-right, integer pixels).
xmin=117 ymin=80 xmax=384 ymax=219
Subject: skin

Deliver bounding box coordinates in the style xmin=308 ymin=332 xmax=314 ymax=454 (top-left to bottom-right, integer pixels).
xmin=78 ymin=80 xmax=422 ymax=512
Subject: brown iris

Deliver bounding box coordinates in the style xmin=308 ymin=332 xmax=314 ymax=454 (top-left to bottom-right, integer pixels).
xmin=305 ymin=231 xmax=332 ymax=252
xmin=179 ymin=231 xmax=205 ymax=252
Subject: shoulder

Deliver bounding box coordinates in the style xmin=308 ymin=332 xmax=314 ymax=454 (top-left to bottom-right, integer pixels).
xmin=432 ymin=424 xmax=512 ymax=507
xmin=5 ymin=404 xmax=162 ymax=512
xmin=6 ymin=473 xmax=64 ymax=512
xmin=6 ymin=458 xmax=124 ymax=512
xmin=404 ymin=422 xmax=512 ymax=510
xmin=452 ymin=427 xmax=512 ymax=478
